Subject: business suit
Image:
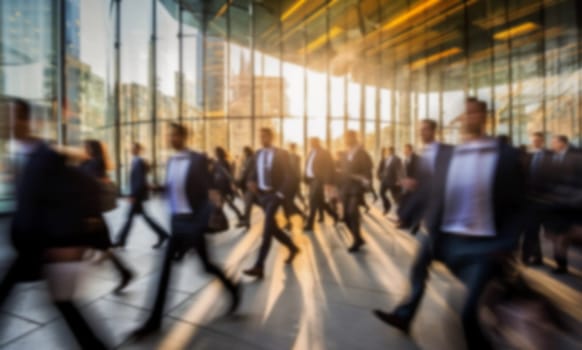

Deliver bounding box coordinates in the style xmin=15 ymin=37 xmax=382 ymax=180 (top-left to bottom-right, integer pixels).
xmin=385 ymin=139 xmax=525 ymax=350
xmin=377 ymin=155 xmax=403 ymax=214
xmin=341 ymin=147 xmax=373 ymax=250
xmin=283 ymin=152 xmax=305 ymax=220
xmin=213 ymin=158 xmax=244 ymax=221
xmin=248 ymin=147 xmax=299 ymax=272
xmin=0 ymin=142 xmax=107 ymax=349
xmin=521 ymin=149 xmax=552 ymax=264
xmin=304 ymin=147 xmax=338 ymax=229
xmin=116 ymin=156 xmax=169 ymax=247
xmin=137 ymin=150 xmax=239 ymax=332
xmin=237 ymin=154 xmax=259 ymax=227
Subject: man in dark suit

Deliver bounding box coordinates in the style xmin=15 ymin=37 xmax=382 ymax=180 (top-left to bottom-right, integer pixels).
xmin=283 ymin=143 xmax=306 ymax=229
xmin=236 ymin=146 xmax=258 ymax=229
xmin=377 ymin=146 xmax=402 ymax=215
xmin=546 ymin=135 xmax=582 ymax=274
xmin=374 ymin=98 xmax=526 ymax=350
xmin=341 ymin=130 xmax=373 ymax=252
xmin=243 ymin=128 xmax=300 ymax=279
xmin=134 ymin=123 xmax=240 ymax=336
xmin=304 ymin=137 xmax=338 ymax=231
xmin=520 ymin=132 xmax=552 ymax=265
xmin=402 ymin=144 xmax=420 ymax=182
xmin=115 ymin=142 xmax=169 ymax=248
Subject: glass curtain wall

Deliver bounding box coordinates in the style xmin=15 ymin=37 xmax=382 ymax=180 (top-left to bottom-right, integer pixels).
xmin=1 ymin=0 xmax=581 ymax=211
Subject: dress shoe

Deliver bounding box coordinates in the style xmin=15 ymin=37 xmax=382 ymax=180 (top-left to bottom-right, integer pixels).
xmin=112 ymin=241 xmax=125 ymax=249
xmin=318 ymin=217 xmax=324 ymax=223
xmin=303 ymin=225 xmax=314 ymax=232
xmin=243 ymin=267 xmax=264 ymax=279
xmin=285 ymin=247 xmax=300 ymax=264
xmin=551 ymin=266 xmax=568 ymax=274
xmin=284 ymin=222 xmax=292 ymax=231
xmin=114 ymin=269 xmax=135 ymax=295
xmin=131 ymin=321 xmax=161 ymax=339
xmin=236 ymin=221 xmax=250 ymax=229
xmin=152 ymin=235 xmax=168 ymax=249
xmin=373 ymin=310 xmax=410 ymax=334
xmin=348 ymin=240 xmax=365 ymax=253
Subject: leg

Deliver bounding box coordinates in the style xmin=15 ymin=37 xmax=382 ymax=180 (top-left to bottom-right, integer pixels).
xmin=141 ymin=206 xmax=170 ymax=241
xmin=225 ymin=194 xmax=244 ymax=221
xmin=54 ymin=301 xmax=107 ymax=349
xmin=380 ymin=182 xmax=390 ymax=214
xmin=305 ymin=183 xmax=318 ymax=229
xmin=552 ymin=234 xmax=569 ymax=273
xmin=346 ymin=195 xmax=364 ymax=251
xmin=107 ymin=250 xmax=134 ymax=294
xmin=115 ymin=202 xmax=139 ymax=246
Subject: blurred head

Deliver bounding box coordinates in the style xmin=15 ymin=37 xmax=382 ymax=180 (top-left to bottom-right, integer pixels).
xmin=215 ymin=146 xmax=227 ymax=160
xmin=551 ymin=135 xmax=569 ymax=152
xmin=461 ymin=97 xmax=488 ymax=138
xmin=11 ymin=99 xmax=31 ymax=141
xmin=344 ymin=130 xmax=358 ymax=148
xmin=243 ymin=146 xmax=253 ymax=158
xmin=131 ymin=142 xmax=143 ymax=156
xmin=387 ymin=146 xmax=395 ymax=156
xmin=309 ymin=137 xmax=321 ymax=149
xmin=420 ymin=119 xmax=437 ymax=144
xmin=84 ymin=139 xmax=104 ymax=160
xmin=289 ymin=143 xmax=297 ymax=153
xmin=403 ymin=144 xmax=413 ymax=157
xmin=260 ymin=128 xmax=274 ymax=148
xmin=498 ymin=134 xmax=512 ymax=146
xmin=168 ymin=123 xmax=188 ymax=150
xmin=531 ymin=132 xmax=545 ymax=149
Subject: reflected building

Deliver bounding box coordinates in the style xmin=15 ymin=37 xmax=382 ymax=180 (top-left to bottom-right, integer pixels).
xmin=1 ymin=0 xmax=582 ymax=211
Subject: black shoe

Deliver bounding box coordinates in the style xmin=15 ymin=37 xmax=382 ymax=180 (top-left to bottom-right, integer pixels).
xmin=348 ymin=240 xmax=365 ymax=253
xmin=236 ymin=221 xmax=250 ymax=229
xmin=243 ymin=267 xmax=264 ymax=279
xmin=285 ymin=222 xmax=292 ymax=231
xmin=285 ymin=247 xmax=300 ymax=265
xmin=114 ymin=270 xmax=135 ymax=295
xmin=318 ymin=217 xmax=324 ymax=223
xmin=373 ymin=310 xmax=410 ymax=334
xmin=131 ymin=321 xmax=161 ymax=339
xmin=303 ymin=225 xmax=314 ymax=232
xmin=383 ymin=209 xmax=389 ymax=215
xmin=112 ymin=241 xmax=125 ymax=248
xmin=152 ymin=235 xmax=168 ymax=249
xmin=228 ymin=283 xmax=242 ymax=315
xmin=551 ymin=266 xmax=568 ymax=274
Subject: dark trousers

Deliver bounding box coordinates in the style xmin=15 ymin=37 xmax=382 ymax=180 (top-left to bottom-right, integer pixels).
xmin=222 ymin=192 xmax=244 ymax=221
xmin=380 ymin=181 xmax=400 ymax=213
xmin=253 ymin=193 xmax=297 ymax=269
xmin=521 ymin=204 xmax=544 ymax=263
xmin=117 ymin=200 xmax=169 ymax=245
xmin=394 ymin=234 xmax=500 ymax=350
xmin=343 ymin=194 xmax=364 ymax=244
xmin=242 ymin=190 xmax=260 ymax=224
xmin=143 ymin=210 xmax=235 ymax=327
xmin=305 ymin=179 xmax=338 ymax=228
xmin=0 ymin=253 xmax=106 ymax=349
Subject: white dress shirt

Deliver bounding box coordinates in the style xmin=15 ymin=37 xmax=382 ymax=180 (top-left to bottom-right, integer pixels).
xmin=422 ymin=142 xmax=439 ymax=173
xmin=384 ymin=155 xmax=393 ymax=169
xmin=256 ymin=148 xmax=274 ymax=191
xmin=305 ymin=149 xmax=317 ymax=179
xmin=166 ymin=151 xmax=192 ymax=214
xmin=441 ymin=138 xmax=498 ymax=237
xmin=347 ymin=146 xmax=360 ymax=162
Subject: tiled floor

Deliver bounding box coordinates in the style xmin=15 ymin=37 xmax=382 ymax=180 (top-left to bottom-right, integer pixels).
xmin=0 ymin=198 xmax=580 ymax=349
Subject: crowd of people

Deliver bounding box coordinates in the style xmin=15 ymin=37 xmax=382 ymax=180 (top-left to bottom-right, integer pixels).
xmin=0 ymin=96 xmax=580 ymax=349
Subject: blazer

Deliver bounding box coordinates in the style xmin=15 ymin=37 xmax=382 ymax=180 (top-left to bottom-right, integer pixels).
xmin=130 ymin=157 xmax=149 ymax=201
xmin=80 ymin=158 xmax=106 ymax=179
xmin=377 ymin=155 xmax=402 ymax=186
xmin=249 ymin=147 xmax=294 ymax=197
xmin=165 ymin=150 xmax=213 ymax=213
xmin=341 ymin=147 xmax=373 ymax=196
xmin=289 ymin=153 xmax=302 ymax=184
xmin=304 ymin=147 xmax=334 ymax=184
xmin=424 ymin=139 xmax=526 ymax=255
xmin=403 ymin=153 xmax=421 ymax=180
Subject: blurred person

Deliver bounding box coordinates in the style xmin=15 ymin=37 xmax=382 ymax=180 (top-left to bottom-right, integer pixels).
xmin=283 ymin=143 xmax=306 ymax=230
xmin=397 ymin=119 xmax=453 ymax=232
xmin=377 ymin=146 xmax=402 ymax=215
xmin=374 ymin=97 xmax=526 ymax=350
xmin=520 ymin=132 xmax=552 ymax=266
xmin=133 ymin=123 xmax=240 ymax=336
xmin=401 ymin=144 xmax=420 ymax=186
xmin=0 ymin=98 xmax=107 ymax=348
xmin=340 ymin=130 xmax=374 ymax=253
xmin=545 ymin=135 xmax=582 ymax=274
xmin=114 ymin=142 xmax=169 ymax=248
xmin=236 ymin=146 xmax=258 ymax=229
xmin=303 ymin=137 xmax=338 ymax=231
xmin=242 ymin=128 xmax=300 ymax=279
xmin=80 ymin=139 xmax=134 ymax=294
xmin=213 ymin=146 xmax=245 ymax=223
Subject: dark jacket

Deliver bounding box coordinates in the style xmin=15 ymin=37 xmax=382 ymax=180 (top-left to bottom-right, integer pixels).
xmin=237 ymin=155 xmax=254 ymax=191
xmin=130 ymin=157 xmax=149 ymax=201
xmin=304 ymin=148 xmax=334 ymax=184
xmin=165 ymin=150 xmax=214 ymax=213
xmin=249 ymin=147 xmax=294 ymax=198
xmin=341 ymin=147 xmax=373 ymax=196
xmin=80 ymin=158 xmax=106 ymax=178
xmin=403 ymin=153 xmax=420 ymax=180
xmin=424 ymin=139 xmax=526 ymax=255
xmin=289 ymin=153 xmax=302 ymax=184
xmin=212 ymin=158 xmax=236 ymax=195
xmin=377 ymin=155 xmax=402 ymax=186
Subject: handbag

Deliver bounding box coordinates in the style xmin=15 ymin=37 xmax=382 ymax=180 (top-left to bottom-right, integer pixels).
xmin=207 ymin=204 xmax=229 ymax=234
xmin=99 ymin=178 xmax=118 ymax=212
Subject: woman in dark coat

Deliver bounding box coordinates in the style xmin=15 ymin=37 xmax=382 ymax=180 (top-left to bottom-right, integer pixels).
xmin=212 ymin=146 xmax=244 ymax=222
xmin=80 ymin=139 xmax=134 ymax=293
